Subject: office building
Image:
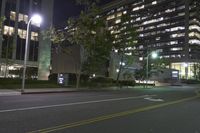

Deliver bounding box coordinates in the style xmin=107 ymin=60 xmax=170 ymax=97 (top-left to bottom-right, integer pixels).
xmin=102 ymin=0 xmax=200 ymax=79
xmin=0 ymin=0 xmax=54 ymax=80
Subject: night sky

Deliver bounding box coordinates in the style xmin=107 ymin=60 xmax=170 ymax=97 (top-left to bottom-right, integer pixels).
xmin=53 ymin=0 xmax=112 ymax=28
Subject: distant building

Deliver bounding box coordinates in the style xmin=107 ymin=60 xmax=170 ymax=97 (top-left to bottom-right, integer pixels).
xmin=102 ymin=0 xmax=200 ymax=79
xmin=0 ymin=0 xmax=54 ymax=80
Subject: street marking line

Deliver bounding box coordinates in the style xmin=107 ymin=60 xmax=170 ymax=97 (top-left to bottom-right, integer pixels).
xmin=0 ymin=95 xmax=155 ymax=113
xmin=144 ymin=97 xmax=164 ymax=102
xmin=28 ymin=95 xmax=199 ymax=133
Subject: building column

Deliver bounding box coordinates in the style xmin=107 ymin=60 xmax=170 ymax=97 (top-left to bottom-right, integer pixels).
xmin=38 ymin=0 xmax=54 ymax=80
xmin=12 ymin=0 xmax=20 ymax=60
xmin=0 ymin=0 xmax=6 ymax=58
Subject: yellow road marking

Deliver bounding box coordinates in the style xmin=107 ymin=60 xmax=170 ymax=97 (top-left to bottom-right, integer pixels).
xmin=28 ymin=95 xmax=199 ymax=133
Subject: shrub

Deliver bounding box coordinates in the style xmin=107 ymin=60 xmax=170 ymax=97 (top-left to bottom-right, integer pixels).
xmin=118 ymin=80 xmax=136 ymax=87
xmin=87 ymin=76 xmax=114 ymax=87
xmin=48 ymin=74 xmax=58 ymax=83
xmin=90 ymin=76 xmax=113 ymax=84
xmin=181 ymin=79 xmax=200 ymax=84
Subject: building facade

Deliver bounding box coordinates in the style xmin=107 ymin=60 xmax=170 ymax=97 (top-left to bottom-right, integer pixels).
xmin=102 ymin=0 xmax=200 ymax=79
xmin=0 ymin=0 xmax=53 ymax=80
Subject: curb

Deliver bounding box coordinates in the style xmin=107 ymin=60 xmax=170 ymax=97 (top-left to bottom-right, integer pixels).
xmin=21 ymin=90 xmax=79 ymax=95
xmin=0 ymin=92 xmax=21 ymax=96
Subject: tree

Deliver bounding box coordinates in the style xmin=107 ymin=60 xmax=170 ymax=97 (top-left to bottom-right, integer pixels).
xmin=152 ymin=58 xmax=170 ymax=70
xmin=43 ymin=0 xmax=113 ymax=88
xmin=67 ymin=1 xmax=114 ymax=87
xmin=192 ymin=63 xmax=200 ymax=80
xmin=112 ymin=13 xmax=137 ymax=83
xmin=0 ymin=16 xmax=5 ymax=32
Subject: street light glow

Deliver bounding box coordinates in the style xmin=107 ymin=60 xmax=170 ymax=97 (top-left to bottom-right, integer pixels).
xmin=31 ymin=14 xmax=42 ymax=24
xmin=183 ymin=63 xmax=188 ymax=67
xmin=151 ymin=52 xmax=158 ymax=59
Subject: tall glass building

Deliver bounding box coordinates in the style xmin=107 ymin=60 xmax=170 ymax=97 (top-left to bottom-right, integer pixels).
xmin=0 ymin=0 xmax=54 ymax=80
xmin=102 ymin=0 xmax=200 ymax=79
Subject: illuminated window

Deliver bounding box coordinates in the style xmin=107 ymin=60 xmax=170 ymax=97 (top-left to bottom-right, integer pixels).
xmin=117 ymin=7 xmax=124 ymax=11
xmin=117 ymin=12 xmax=122 ymax=17
xmin=152 ymin=1 xmax=157 ymax=5
xmin=171 ymin=33 xmax=185 ymax=38
xmin=136 ymin=17 xmax=141 ymax=21
xmin=139 ymin=45 xmax=143 ymax=49
xmin=24 ymin=15 xmax=28 ymax=24
xmin=115 ymin=19 xmax=121 ymax=24
xmin=156 ymin=37 xmax=160 ymax=40
xmin=189 ymin=25 xmax=200 ymax=32
xmin=164 ymin=55 xmax=170 ymax=58
xmin=189 ymin=32 xmax=200 ymax=39
xmin=132 ymin=5 xmax=144 ymax=11
xmin=171 ymin=47 xmax=183 ymax=51
xmin=165 ymin=8 xmax=175 ymax=13
xmin=123 ymin=11 xmax=127 ymax=14
xmin=171 ymin=41 xmax=178 ymax=45
xmin=167 ymin=27 xmax=185 ymax=32
xmin=125 ymin=52 xmax=132 ymax=55
xmin=189 ymin=39 xmax=200 ymax=45
xmin=107 ymin=15 xmax=115 ymax=20
xmin=18 ymin=29 xmax=26 ymax=39
xmin=178 ymin=12 xmax=185 ymax=16
xmin=108 ymin=26 xmax=114 ymax=30
xmin=132 ymin=7 xmax=139 ymax=11
xmin=10 ymin=11 xmax=16 ymax=21
xmin=143 ymin=17 xmax=163 ymax=25
xmin=31 ymin=32 xmax=39 ymax=41
xmin=4 ymin=26 xmax=14 ymax=35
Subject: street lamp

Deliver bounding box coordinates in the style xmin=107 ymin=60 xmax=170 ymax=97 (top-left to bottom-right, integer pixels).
xmin=146 ymin=51 xmax=158 ymax=87
xmin=21 ymin=14 xmax=42 ymax=93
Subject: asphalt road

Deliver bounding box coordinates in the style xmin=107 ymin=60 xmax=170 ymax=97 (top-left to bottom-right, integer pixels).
xmin=0 ymin=87 xmax=200 ymax=133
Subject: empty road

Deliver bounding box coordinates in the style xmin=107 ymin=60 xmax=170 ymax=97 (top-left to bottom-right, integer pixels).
xmin=0 ymin=86 xmax=200 ymax=133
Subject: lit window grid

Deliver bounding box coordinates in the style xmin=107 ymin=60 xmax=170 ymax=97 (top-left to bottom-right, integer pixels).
xmin=103 ymin=0 xmax=200 ymax=67
xmin=10 ymin=11 xmax=40 ymax=27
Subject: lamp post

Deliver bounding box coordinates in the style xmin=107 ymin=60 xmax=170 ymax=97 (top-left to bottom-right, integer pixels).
xmin=21 ymin=14 xmax=42 ymax=93
xmin=146 ymin=51 xmax=158 ymax=87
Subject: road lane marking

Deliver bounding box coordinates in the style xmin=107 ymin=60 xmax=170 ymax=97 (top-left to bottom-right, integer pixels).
xmin=28 ymin=95 xmax=199 ymax=133
xmin=0 ymin=95 xmax=155 ymax=113
xmin=144 ymin=97 xmax=164 ymax=102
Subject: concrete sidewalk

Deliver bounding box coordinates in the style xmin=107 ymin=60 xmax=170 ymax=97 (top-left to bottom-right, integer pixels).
xmin=0 ymin=88 xmax=79 ymax=96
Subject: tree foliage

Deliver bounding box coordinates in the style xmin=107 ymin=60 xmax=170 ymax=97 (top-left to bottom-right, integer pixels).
xmin=67 ymin=1 xmax=113 ymax=75
xmin=0 ymin=16 xmax=5 ymax=33
xmin=43 ymin=0 xmax=114 ymax=88
xmin=113 ymin=13 xmax=138 ymax=81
